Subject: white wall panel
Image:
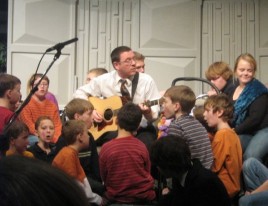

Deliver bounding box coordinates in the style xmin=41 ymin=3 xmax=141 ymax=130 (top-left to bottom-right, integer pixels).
xmin=8 ymin=0 xmax=268 ymax=109
xmin=8 ymin=0 xmax=77 ymax=110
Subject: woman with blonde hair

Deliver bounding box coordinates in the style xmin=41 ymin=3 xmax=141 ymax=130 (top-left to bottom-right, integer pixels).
xmin=232 ymin=53 xmax=268 ymax=162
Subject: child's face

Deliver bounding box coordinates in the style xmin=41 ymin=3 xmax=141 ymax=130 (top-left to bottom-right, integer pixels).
xmin=36 ymin=119 xmax=55 ymax=143
xmin=85 ymin=72 xmax=97 ymax=84
xmin=210 ymin=76 xmax=227 ymax=91
xmin=33 ymin=78 xmax=49 ymax=98
xmin=11 ymin=131 xmax=29 ymax=154
xmin=76 ymin=110 xmax=93 ymax=129
xmin=9 ymin=83 xmax=21 ymax=105
xmin=162 ymin=96 xmax=178 ymax=119
xmin=203 ymin=106 xmax=219 ymax=128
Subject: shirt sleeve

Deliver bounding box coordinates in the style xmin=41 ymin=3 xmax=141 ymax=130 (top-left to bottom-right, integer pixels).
xmin=211 ymin=133 xmax=227 ymax=173
xmin=73 ymin=84 xmax=91 ymax=99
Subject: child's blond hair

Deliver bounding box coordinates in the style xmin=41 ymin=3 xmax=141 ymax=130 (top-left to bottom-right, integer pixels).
xmin=65 ymin=98 xmax=94 ymax=120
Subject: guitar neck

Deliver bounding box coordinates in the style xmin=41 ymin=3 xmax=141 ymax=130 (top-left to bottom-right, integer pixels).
xmin=145 ymin=97 xmax=163 ymax=107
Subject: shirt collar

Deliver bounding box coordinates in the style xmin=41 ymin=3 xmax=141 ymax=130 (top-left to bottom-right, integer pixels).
xmin=116 ymin=73 xmax=133 ymax=86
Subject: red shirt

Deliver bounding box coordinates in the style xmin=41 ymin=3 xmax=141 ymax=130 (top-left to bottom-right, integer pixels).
xmin=99 ymin=136 xmax=155 ymax=203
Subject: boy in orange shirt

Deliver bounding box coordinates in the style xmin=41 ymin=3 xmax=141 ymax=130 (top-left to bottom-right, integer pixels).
xmin=53 ymin=120 xmax=103 ymax=205
xmin=203 ymin=94 xmax=242 ymax=198
xmin=5 ymin=121 xmax=34 ymax=158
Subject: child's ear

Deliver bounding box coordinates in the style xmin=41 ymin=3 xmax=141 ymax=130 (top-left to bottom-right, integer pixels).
xmin=174 ymin=102 xmax=181 ymax=112
xmin=77 ymin=133 xmax=83 ymax=142
xmin=9 ymin=137 xmax=15 ymax=145
xmin=6 ymin=89 xmax=12 ymax=99
xmin=74 ymin=113 xmax=80 ymax=120
xmin=217 ymin=109 xmax=224 ymax=118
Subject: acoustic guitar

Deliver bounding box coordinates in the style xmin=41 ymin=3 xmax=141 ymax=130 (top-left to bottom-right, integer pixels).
xmin=88 ymin=96 xmax=162 ymax=140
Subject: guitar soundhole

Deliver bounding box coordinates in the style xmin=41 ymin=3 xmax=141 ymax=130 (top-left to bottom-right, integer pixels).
xmin=104 ymin=108 xmax=113 ymax=121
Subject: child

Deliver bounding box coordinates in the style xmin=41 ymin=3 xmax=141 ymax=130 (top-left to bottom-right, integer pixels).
xmin=205 ymin=61 xmax=238 ymax=97
xmin=85 ymin=68 xmax=108 ymax=84
xmin=150 ymin=135 xmax=231 ymax=206
xmin=28 ymin=116 xmax=57 ymax=164
xmin=0 ymin=73 xmax=21 ymax=134
xmin=56 ymin=98 xmax=104 ymax=195
xmin=99 ymin=102 xmax=156 ymax=205
xmin=5 ymin=121 xmax=33 ymax=157
xmin=203 ymin=94 xmax=242 ymax=198
xmin=26 ymin=73 xmax=59 ymax=110
xmin=193 ymin=105 xmax=216 ymax=142
xmin=19 ymin=74 xmax=62 ymax=145
xmin=53 ymin=120 xmax=103 ymax=205
xmin=162 ymin=85 xmax=213 ymax=169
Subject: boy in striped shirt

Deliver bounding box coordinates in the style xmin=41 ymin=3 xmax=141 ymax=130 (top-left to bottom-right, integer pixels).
xmin=162 ymin=85 xmax=213 ymax=169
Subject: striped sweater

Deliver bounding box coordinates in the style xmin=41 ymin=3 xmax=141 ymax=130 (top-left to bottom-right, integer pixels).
xmin=19 ymin=97 xmax=62 ymax=143
xmin=168 ymin=115 xmax=213 ymax=169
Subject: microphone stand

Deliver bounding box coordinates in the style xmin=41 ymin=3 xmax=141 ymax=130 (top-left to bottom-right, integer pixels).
xmin=0 ymin=49 xmax=62 ymax=154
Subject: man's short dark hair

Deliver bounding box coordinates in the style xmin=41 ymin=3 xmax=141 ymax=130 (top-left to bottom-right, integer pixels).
xmin=150 ymin=135 xmax=192 ymax=175
xmin=117 ymin=102 xmax=142 ymax=132
xmin=111 ymin=46 xmax=132 ymax=63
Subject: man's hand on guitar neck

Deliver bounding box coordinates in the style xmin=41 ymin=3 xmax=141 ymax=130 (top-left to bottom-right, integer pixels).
xmin=92 ymin=109 xmax=103 ymax=123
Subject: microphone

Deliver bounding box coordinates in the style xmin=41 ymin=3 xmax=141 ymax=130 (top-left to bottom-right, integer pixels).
xmin=46 ymin=37 xmax=78 ymax=52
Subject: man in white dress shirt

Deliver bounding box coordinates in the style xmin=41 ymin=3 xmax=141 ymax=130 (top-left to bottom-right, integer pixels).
xmin=74 ymin=46 xmax=161 ymax=148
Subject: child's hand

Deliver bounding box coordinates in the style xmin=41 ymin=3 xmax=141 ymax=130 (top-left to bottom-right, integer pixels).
xmin=162 ymin=187 xmax=170 ymax=195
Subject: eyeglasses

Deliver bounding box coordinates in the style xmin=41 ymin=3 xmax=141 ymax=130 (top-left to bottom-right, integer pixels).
xmin=119 ymin=58 xmax=135 ymax=65
xmin=33 ymin=83 xmax=49 ymax=87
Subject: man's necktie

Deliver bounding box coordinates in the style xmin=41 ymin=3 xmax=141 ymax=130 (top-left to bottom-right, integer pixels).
xmin=120 ymin=79 xmax=131 ymax=103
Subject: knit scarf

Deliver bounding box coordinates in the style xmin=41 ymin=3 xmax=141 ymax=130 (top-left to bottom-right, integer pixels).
xmin=233 ymin=78 xmax=268 ymax=126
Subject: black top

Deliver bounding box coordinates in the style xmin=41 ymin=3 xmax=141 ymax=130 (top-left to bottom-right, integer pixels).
xmin=158 ymin=159 xmax=231 ymax=206
xmin=222 ymin=78 xmax=239 ymax=98
xmin=28 ymin=143 xmax=57 ymax=164
xmin=234 ymin=94 xmax=268 ymax=134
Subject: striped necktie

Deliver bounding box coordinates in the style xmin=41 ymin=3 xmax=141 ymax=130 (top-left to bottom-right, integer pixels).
xmin=120 ymin=79 xmax=131 ymax=103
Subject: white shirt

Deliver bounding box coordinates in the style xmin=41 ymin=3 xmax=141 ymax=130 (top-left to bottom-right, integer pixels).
xmin=74 ymin=70 xmax=161 ymax=126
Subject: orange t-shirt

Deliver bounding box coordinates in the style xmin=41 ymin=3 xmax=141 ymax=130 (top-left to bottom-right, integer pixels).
xmin=211 ymin=128 xmax=242 ymax=198
xmin=52 ymin=147 xmax=86 ymax=182
xmin=6 ymin=150 xmax=34 ymax=158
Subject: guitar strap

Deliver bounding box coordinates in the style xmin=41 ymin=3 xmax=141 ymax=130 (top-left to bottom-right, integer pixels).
xmin=131 ymin=72 xmax=139 ymax=102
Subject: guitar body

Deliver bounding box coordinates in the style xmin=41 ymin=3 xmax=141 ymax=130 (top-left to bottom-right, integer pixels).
xmin=89 ymin=96 xmax=122 ymax=140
